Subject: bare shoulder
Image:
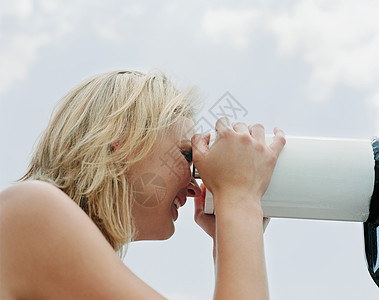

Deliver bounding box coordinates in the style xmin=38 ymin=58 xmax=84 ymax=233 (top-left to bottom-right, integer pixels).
xmin=0 ymin=180 xmax=70 ymax=205
xmin=0 ymin=181 xmax=165 ymax=300
xmin=0 ymin=180 xmax=94 ymax=232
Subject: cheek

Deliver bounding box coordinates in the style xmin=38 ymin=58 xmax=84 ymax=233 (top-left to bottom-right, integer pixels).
xmin=178 ymin=161 xmax=192 ymax=184
xmin=164 ymin=161 xmax=191 ymax=188
xmin=157 ymin=150 xmax=192 ymax=186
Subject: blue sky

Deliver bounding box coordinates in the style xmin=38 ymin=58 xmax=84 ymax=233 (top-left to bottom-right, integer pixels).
xmin=1 ymin=0 xmax=378 ymax=299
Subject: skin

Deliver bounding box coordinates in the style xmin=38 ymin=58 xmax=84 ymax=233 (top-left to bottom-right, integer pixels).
xmin=130 ymin=117 xmax=201 ymax=241
xmin=192 ymin=118 xmax=286 ymax=299
xmin=0 ymin=116 xmax=285 ymax=299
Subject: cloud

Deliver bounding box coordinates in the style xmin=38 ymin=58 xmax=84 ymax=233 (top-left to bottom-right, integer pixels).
xmin=1 ymin=0 xmax=34 ymax=18
xmin=0 ymin=0 xmax=146 ymax=97
xmin=201 ymin=1 xmax=379 ymax=103
xmin=202 ymin=9 xmax=262 ymax=48
xmin=0 ymin=0 xmax=77 ymax=97
xmin=0 ymin=33 xmax=49 ymax=95
xmin=2 ymin=0 xmax=379 ymax=109
xmin=268 ymin=0 xmax=379 ymax=101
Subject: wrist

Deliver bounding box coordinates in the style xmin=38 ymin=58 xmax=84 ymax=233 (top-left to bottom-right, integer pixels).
xmin=213 ymin=192 xmax=263 ymax=217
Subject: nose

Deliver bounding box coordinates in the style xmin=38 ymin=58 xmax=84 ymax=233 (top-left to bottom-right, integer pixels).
xmin=186 ymin=176 xmax=202 ymax=197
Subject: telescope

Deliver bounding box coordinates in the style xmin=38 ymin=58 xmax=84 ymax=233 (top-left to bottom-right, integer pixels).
xmin=192 ymin=133 xmax=379 ymax=288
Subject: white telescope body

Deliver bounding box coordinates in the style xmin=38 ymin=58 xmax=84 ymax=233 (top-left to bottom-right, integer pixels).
xmin=198 ymin=133 xmax=375 ymax=222
xmin=193 ymin=132 xmax=379 ymax=287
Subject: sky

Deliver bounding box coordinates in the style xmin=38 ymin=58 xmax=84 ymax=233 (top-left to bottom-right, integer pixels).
xmin=0 ymin=0 xmax=378 ymax=299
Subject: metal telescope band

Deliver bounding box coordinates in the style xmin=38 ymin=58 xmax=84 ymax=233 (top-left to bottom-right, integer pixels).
xmin=192 ymin=167 xmax=200 ymax=179
xmin=191 ymin=136 xmax=379 ymax=288
xmin=364 ymin=138 xmax=379 ymax=288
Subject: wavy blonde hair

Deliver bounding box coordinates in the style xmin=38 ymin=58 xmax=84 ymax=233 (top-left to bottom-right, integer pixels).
xmin=20 ymin=70 xmax=200 ymax=256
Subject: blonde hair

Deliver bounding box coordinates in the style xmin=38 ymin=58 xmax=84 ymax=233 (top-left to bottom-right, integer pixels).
xmin=20 ymin=70 xmax=200 ymax=256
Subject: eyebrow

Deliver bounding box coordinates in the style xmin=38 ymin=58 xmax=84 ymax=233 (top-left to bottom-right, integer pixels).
xmin=178 ymin=139 xmax=192 ymax=149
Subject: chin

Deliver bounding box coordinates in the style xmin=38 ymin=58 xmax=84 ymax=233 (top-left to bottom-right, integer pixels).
xmin=136 ymin=223 xmax=175 ymax=241
xmin=156 ymin=224 xmax=175 ymax=240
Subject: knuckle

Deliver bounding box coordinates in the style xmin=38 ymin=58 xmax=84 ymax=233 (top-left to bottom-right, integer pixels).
xmin=233 ymin=121 xmax=246 ymax=127
xmin=218 ymin=116 xmax=229 ymax=122
xmin=253 ymin=123 xmax=265 ymax=130
xmin=254 ymin=141 xmax=265 ymax=152
xmin=219 ymin=127 xmax=233 ymax=138
xmin=277 ymin=135 xmax=286 ymax=146
xmin=268 ymin=153 xmax=278 ymax=166
xmin=191 ymin=134 xmax=199 ymax=143
xmin=216 ymin=117 xmax=230 ymax=127
xmin=274 ymin=126 xmax=284 ymax=133
xmin=240 ymin=132 xmax=253 ymax=144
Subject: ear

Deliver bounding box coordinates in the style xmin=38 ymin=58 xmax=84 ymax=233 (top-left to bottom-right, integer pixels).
xmin=111 ymin=142 xmax=119 ymax=151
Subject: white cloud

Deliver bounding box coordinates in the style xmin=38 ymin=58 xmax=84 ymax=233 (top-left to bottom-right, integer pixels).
xmin=202 ymin=9 xmax=262 ymax=48
xmin=0 ymin=33 xmax=49 ymax=95
xmin=2 ymin=0 xmax=379 ymax=109
xmin=122 ymin=3 xmax=145 ymax=17
xmin=268 ymin=0 xmax=379 ymax=101
xmin=0 ymin=0 xmax=80 ymax=96
xmin=370 ymin=92 xmax=379 ymax=108
xmin=94 ymin=4 xmax=145 ymax=42
xmin=1 ymin=0 xmax=33 ymax=18
xmin=0 ymin=0 xmax=150 ymax=96
xmin=201 ymin=1 xmax=379 ymax=103
xmin=39 ymin=0 xmax=59 ymax=13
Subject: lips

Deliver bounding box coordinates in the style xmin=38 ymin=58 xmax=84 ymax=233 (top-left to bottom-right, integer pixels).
xmin=174 ymin=194 xmax=187 ymax=208
xmin=174 ymin=197 xmax=180 ymax=209
xmin=172 ymin=194 xmax=187 ymax=222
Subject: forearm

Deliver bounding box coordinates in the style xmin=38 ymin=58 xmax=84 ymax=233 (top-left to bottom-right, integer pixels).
xmin=213 ymin=194 xmax=269 ymax=300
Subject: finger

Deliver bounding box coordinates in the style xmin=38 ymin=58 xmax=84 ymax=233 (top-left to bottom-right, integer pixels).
xmin=200 ymin=182 xmax=206 ymax=193
xmin=215 ymin=117 xmax=232 ymax=135
xmin=194 ymin=184 xmax=206 ymax=221
xmin=232 ymin=122 xmax=250 ymax=135
xmin=194 ymin=183 xmax=206 ymax=208
xmin=194 ymin=195 xmax=204 ymax=215
xmin=249 ymin=123 xmax=265 ymax=142
xmin=194 ymin=183 xmax=216 ymax=237
xmin=269 ymin=127 xmax=286 ymax=156
xmin=191 ymin=133 xmax=211 ymax=161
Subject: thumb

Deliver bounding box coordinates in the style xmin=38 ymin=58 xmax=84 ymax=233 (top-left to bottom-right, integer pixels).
xmin=194 ymin=183 xmax=206 ymax=216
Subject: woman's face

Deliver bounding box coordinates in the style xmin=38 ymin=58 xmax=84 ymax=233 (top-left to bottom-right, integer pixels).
xmin=130 ymin=117 xmax=201 ymax=241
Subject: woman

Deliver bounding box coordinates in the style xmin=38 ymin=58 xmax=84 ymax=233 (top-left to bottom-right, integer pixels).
xmin=0 ymin=70 xmax=285 ymax=299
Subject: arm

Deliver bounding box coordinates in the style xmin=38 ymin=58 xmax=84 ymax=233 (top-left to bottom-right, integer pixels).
xmin=0 ymin=181 xmax=166 ymax=300
xmin=214 ymin=194 xmax=267 ymax=299
xmin=192 ymin=117 xmax=286 ymax=300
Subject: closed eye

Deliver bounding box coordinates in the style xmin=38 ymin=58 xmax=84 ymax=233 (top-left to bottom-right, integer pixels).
xmin=181 ymin=150 xmax=192 ymax=164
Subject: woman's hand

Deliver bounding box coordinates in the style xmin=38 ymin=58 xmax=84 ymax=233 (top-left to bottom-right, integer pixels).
xmin=194 ymin=183 xmax=215 ymax=239
xmin=194 ymin=183 xmax=217 ymax=261
xmin=194 ymin=183 xmax=271 ymax=236
xmin=191 ymin=117 xmax=285 ymax=299
xmin=191 ymin=117 xmax=286 ymax=212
